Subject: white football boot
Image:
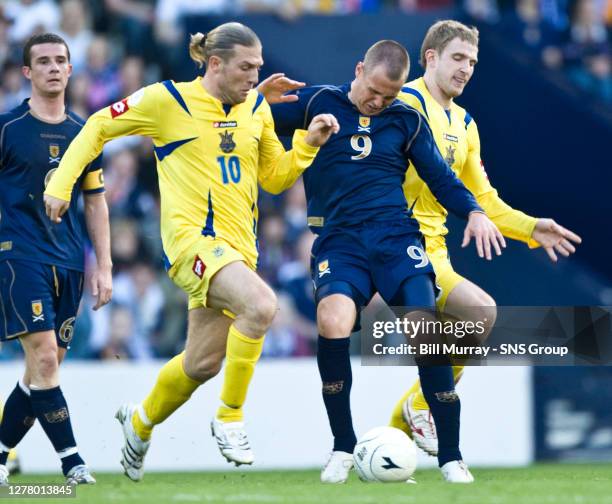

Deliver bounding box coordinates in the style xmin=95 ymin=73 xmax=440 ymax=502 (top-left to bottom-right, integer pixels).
xmin=0 ymin=465 xmax=8 ymax=486
xmin=115 ymin=404 xmax=150 ymax=481
xmin=65 ymin=464 xmax=96 ymax=485
xmin=402 ymin=393 xmax=438 ymax=456
xmin=441 ymin=460 xmax=474 ymax=483
xmin=320 ymin=451 xmax=353 ymax=483
xmin=211 ymin=418 xmax=254 ymax=466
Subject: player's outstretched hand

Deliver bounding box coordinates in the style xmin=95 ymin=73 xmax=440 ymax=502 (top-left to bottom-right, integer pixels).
xmin=257 ymin=73 xmax=305 ymax=104
xmin=91 ymin=265 xmax=113 ymax=311
xmin=531 ymin=218 xmax=582 ymax=262
xmin=462 ymin=211 xmax=506 ymax=260
xmin=305 ymin=114 xmax=340 ymax=147
xmin=44 ymin=194 xmax=70 ymax=224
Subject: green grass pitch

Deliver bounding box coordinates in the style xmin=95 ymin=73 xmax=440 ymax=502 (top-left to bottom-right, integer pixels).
xmin=7 ymin=464 xmax=612 ymax=504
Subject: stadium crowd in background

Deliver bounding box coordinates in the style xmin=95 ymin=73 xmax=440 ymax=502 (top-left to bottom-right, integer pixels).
xmin=0 ymin=0 xmax=609 ymax=361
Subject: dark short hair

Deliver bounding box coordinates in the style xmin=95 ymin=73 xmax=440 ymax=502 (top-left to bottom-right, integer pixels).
xmin=363 ymin=40 xmax=410 ymax=82
xmin=23 ymin=33 xmax=71 ymax=67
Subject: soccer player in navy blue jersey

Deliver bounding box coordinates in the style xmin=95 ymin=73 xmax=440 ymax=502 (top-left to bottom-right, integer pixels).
xmin=0 ymin=33 xmax=112 ymax=485
xmin=271 ymin=40 xmax=505 ymax=483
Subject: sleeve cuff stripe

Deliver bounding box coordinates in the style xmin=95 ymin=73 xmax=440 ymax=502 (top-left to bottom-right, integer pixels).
xmin=83 ymin=187 xmax=106 ymax=194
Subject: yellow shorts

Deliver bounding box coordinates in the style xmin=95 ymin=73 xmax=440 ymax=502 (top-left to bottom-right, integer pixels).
xmin=425 ymin=235 xmax=466 ymax=310
xmin=169 ymin=236 xmax=253 ymax=310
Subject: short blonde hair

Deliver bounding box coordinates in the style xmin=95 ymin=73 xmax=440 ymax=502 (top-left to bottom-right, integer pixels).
xmin=189 ymin=22 xmax=260 ymax=68
xmin=419 ymin=20 xmax=479 ymax=69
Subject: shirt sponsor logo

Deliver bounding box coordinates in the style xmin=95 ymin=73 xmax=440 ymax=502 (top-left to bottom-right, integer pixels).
xmin=110 ymin=98 xmax=129 ymax=118
xmin=31 ymin=300 xmax=44 ymax=323
xmin=0 ymin=241 xmax=12 ymax=252
xmin=443 ymin=133 xmax=458 ymax=143
xmin=213 ymin=121 xmax=238 ymax=128
xmin=192 ymin=255 xmax=206 ymax=279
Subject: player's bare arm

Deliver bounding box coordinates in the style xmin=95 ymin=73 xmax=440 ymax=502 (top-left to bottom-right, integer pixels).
xmin=258 ymin=73 xmax=305 ymax=104
xmin=83 ymin=193 xmax=113 ymax=310
xmin=531 ymin=218 xmax=582 ymax=262
xmin=304 ymin=114 xmax=340 ymax=147
xmin=44 ymin=194 xmax=70 ymax=224
xmin=462 ymin=211 xmax=507 ymax=260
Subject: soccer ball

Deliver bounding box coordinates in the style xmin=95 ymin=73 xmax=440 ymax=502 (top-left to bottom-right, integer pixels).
xmin=353 ymin=426 xmax=417 ymax=482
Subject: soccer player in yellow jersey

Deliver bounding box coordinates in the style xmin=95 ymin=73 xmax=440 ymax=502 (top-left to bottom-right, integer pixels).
xmin=44 ymin=22 xmax=339 ymax=480
xmin=388 ymin=20 xmax=582 ymax=456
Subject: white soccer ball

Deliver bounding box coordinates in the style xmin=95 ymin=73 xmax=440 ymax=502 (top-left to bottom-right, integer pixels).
xmin=353 ymin=426 xmax=417 ymax=482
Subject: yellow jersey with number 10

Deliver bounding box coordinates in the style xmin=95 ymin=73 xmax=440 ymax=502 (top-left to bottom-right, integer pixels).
xmin=399 ymin=77 xmax=537 ymax=245
xmin=45 ymin=77 xmax=319 ymax=271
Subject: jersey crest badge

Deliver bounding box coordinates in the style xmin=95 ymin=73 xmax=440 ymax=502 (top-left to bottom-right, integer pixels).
xmin=49 ymin=144 xmax=60 ymax=164
xmin=219 ymin=131 xmax=236 ymax=153
xmin=444 ymin=145 xmax=456 ymax=166
xmin=31 ymin=300 xmax=44 ymax=322
xmin=318 ymin=260 xmax=331 ymax=278
xmin=358 ymin=116 xmax=371 ymax=133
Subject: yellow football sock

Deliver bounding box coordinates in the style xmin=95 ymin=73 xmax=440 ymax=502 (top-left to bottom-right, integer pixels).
xmin=216 ymin=325 xmax=264 ymax=423
xmin=389 ymin=365 xmax=465 ymax=433
xmin=132 ymin=352 xmax=201 ymax=441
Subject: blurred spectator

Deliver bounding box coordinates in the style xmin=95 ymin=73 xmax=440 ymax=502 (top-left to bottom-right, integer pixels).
xmin=103 ymin=148 xmax=158 ymax=249
xmin=279 ymin=229 xmax=318 ymax=345
xmin=2 ymin=62 xmax=28 ymax=109
xmin=563 ymin=0 xmax=611 ymax=100
xmin=0 ymin=11 xmax=13 ymax=69
xmin=104 ymin=0 xmax=155 ymax=58
xmin=85 ymin=35 xmax=120 ymax=112
xmin=262 ymin=293 xmax=312 ymax=357
xmin=258 ymin=213 xmax=292 ymax=287
xmin=57 ymin=0 xmax=93 ymax=74
xmin=3 ymin=0 xmax=60 ymax=43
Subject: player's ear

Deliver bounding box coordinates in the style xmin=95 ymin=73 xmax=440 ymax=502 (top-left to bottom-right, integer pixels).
xmin=207 ymin=55 xmax=222 ymax=73
xmin=22 ymin=65 xmax=32 ymax=80
xmin=425 ymin=49 xmax=437 ymax=68
xmin=355 ymin=61 xmax=364 ymax=79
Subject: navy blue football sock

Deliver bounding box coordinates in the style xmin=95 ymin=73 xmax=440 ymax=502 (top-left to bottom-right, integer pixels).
xmin=0 ymin=381 xmax=36 ymax=465
xmin=417 ymin=364 xmax=462 ymax=467
xmin=317 ymin=336 xmax=357 ymax=453
xmin=29 ymin=386 xmax=85 ymax=475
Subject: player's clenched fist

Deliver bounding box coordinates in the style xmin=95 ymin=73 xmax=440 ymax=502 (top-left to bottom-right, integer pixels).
xmin=44 ymin=194 xmax=70 ymax=224
xmin=304 ymin=113 xmax=340 ymax=147
xmin=462 ymin=211 xmax=507 ymax=260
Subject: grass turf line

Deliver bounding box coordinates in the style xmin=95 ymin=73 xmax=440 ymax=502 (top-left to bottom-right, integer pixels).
xmin=6 ymin=464 xmax=612 ymax=504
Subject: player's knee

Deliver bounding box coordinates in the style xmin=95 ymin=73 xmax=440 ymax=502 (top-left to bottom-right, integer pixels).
xmin=317 ymin=302 xmax=354 ymax=338
xmin=32 ymin=346 xmax=59 ymax=381
xmin=245 ymin=287 xmax=278 ymax=333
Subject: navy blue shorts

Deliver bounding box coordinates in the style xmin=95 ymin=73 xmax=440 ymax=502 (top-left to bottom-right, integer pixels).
xmin=0 ymin=259 xmax=84 ymax=349
xmin=311 ymin=222 xmax=435 ymax=309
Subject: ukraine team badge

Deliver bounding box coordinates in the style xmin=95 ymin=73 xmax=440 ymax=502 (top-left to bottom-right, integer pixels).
xmin=444 ymin=145 xmax=456 ymax=166
xmin=219 ymin=131 xmax=236 ymax=153
xmin=31 ymin=300 xmax=44 ymax=322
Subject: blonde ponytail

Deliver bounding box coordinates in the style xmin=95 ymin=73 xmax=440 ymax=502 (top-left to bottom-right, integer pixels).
xmin=189 ymin=32 xmax=207 ymax=68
